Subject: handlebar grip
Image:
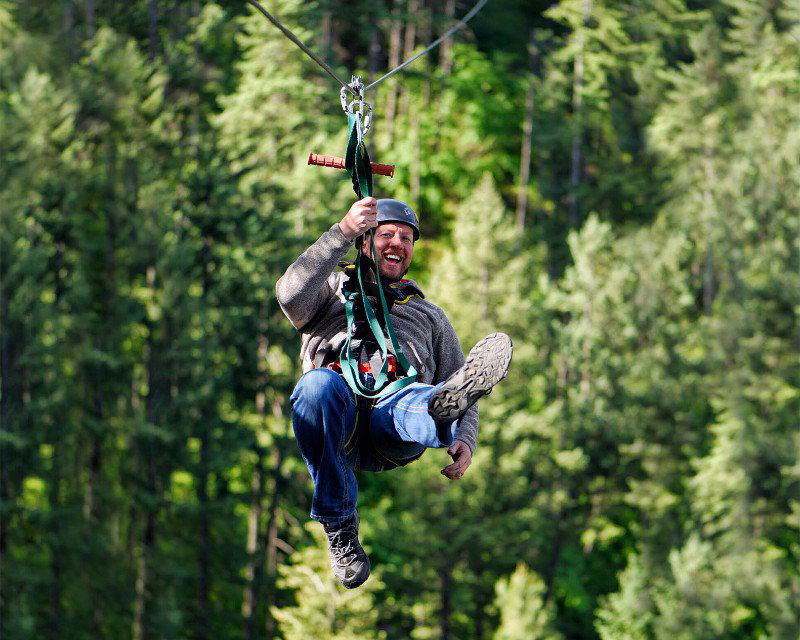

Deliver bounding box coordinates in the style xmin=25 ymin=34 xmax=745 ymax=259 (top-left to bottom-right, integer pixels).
xmin=369 ymin=161 xmax=395 ymax=178
xmin=308 ymin=152 xmax=395 ymax=178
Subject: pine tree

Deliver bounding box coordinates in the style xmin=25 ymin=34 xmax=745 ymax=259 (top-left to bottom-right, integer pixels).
xmin=272 ymin=523 xmax=386 ymax=640
xmin=596 ymin=3 xmax=800 ymax=638
xmin=493 ymin=564 xmax=563 ymax=640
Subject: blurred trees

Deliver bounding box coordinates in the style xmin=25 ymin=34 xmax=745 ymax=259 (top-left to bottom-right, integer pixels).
xmin=1 ymin=1 xmax=798 ymax=639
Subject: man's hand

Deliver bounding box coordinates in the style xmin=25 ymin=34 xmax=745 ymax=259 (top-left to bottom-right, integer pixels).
xmin=339 ymin=197 xmax=378 ymax=241
xmin=441 ymin=440 xmax=472 ymax=480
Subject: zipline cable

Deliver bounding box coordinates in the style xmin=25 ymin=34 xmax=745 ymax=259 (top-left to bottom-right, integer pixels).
xmin=245 ymin=0 xmax=490 ymax=97
xmin=244 ymin=0 xmax=357 ymax=95
xmin=364 ymin=0 xmax=490 ymax=92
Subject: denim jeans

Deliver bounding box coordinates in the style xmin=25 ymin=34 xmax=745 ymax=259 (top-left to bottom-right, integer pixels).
xmin=290 ymin=367 xmax=457 ymax=526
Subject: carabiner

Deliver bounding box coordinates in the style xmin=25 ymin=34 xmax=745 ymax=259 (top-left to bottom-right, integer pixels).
xmin=341 ymin=76 xmax=373 ymax=138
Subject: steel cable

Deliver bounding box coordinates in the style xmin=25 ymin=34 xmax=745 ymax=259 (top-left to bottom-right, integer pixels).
xmin=245 ymin=0 xmax=490 ymax=96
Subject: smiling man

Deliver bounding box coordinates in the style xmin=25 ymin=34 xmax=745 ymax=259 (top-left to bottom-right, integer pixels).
xmin=276 ymin=197 xmax=512 ymax=589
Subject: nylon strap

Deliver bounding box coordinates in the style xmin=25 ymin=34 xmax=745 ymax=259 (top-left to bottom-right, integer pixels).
xmin=339 ymin=114 xmax=417 ymax=398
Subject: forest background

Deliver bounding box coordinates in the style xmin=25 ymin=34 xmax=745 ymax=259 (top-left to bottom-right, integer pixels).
xmin=1 ymin=0 xmax=798 ymax=639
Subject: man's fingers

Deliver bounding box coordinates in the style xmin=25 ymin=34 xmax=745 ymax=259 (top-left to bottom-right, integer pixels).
xmin=441 ymin=463 xmax=467 ymax=480
xmin=445 ymin=461 xmax=467 ymax=474
xmin=357 ymin=200 xmax=378 ymax=215
xmin=340 ymin=199 xmax=379 ymax=240
xmin=354 ymin=201 xmax=378 ymax=227
xmin=441 ymin=466 xmax=460 ymax=480
xmin=447 ymin=441 xmax=470 ymax=460
xmin=441 ymin=442 xmax=472 ymax=480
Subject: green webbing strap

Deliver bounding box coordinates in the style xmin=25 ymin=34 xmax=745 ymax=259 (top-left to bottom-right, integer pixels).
xmin=338 ymin=113 xmax=417 ymax=398
xmin=344 ymin=113 xmax=372 ymax=201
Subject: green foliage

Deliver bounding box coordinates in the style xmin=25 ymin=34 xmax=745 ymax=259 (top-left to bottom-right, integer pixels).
xmin=494 ymin=565 xmax=563 ymax=640
xmin=2 ymin=1 xmax=798 ymax=639
xmin=273 ymin=523 xmax=386 ymax=640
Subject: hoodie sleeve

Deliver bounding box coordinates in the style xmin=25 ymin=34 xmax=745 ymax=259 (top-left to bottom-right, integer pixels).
xmin=276 ymin=223 xmax=354 ymax=330
xmin=431 ymin=310 xmax=479 ymax=453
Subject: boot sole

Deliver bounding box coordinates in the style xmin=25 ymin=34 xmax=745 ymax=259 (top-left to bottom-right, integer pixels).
xmin=428 ymin=332 xmax=513 ymax=422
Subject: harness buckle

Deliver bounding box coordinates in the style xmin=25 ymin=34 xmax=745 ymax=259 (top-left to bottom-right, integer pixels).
xmin=326 ymin=355 xmax=397 ymax=376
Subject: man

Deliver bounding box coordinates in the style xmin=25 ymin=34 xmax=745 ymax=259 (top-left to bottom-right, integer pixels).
xmin=276 ymin=196 xmax=512 ymax=588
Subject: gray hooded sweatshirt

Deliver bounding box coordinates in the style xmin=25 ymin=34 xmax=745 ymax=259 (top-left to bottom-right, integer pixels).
xmin=276 ymin=223 xmax=479 ymax=452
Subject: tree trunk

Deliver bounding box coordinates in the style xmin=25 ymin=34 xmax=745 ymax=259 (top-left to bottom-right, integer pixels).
xmin=131 ymin=545 xmax=147 ymax=640
xmin=131 ymin=522 xmax=152 ymax=640
xmin=402 ymin=0 xmax=418 ymax=68
xmin=48 ymin=217 xmax=73 ymax=636
xmin=148 ymin=0 xmax=159 ymax=60
xmin=568 ymin=0 xmax=592 ymax=230
xmin=702 ymin=148 xmax=716 ymax=314
xmin=196 ymin=236 xmax=212 ymax=640
xmin=383 ymin=2 xmax=403 ymax=147
xmin=321 ymin=6 xmax=332 ymax=64
xmin=399 ymin=0 xmax=419 ymax=122
xmin=244 ymin=304 xmax=272 ymax=638
xmin=0 ymin=253 xmax=10 ymax=601
xmin=543 ymin=517 xmax=564 ymax=603
xmin=84 ymin=365 xmax=103 ymax=521
xmin=242 ymin=454 xmax=264 ymax=640
xmin=557 ymin=351 xmax=568 ymax=401
xmin=133 ymin=266 xmax=160 ymax=640
xmin=263 ymin=435 xmax=285 ymax=638
xmin=48 ymin=534 xmax=62 ymax=640
xmin=85 ymin=0 xmax=95 ymax=38
xmin=516 ymin=31 xmax=539 ymax=234
xmin=196 ymin=431 xmax=210 ymax=640
xmin=440 ymin=560 xmax=452 ymax=640
xmin=439 ymin=0 xmax=456 ymax=75
xmin=410 ymin=116 xmax=421 ymax=206
xmin=47 ymin=241 xmax=65 ymax=640
xmin=473 ymin=573 xmax=489 ymax=640
xmin=368 ymin=26 xmax=382 ymax=83
xmin=63 ymin=1 xmax=75 ymax=62
xmin=84 ymin=140 xmax=117 ymax=522
xmin=419 ymin=2 xmax=432 ymax=106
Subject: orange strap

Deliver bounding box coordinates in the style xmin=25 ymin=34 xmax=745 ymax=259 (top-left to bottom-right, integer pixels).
xmin=325 ymin=355 xmax=397 ymax=374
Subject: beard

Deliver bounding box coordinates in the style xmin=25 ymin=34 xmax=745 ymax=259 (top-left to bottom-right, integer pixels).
xmin=361 ymin=248 xmax=409 ymax=283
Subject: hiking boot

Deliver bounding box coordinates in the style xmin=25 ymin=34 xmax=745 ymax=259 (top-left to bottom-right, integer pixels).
xmin=322 ymin=512 xmax=370 ymax=589
xmin=428 ymin=332 xmax=513 ymax=423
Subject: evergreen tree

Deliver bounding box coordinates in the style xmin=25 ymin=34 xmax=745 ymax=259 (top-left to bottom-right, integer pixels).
xmin=596 ymin=3 xmax=800 ymax=638
xmin=1 ymin=1 xmax=796 ymax=638
xmin=493 ymin=564 xmax=563 ymax=640
xmin=272 ymin=523 xmax=386 ymax=640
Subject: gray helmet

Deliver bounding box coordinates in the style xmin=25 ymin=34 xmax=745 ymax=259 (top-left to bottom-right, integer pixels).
xmin=377 ymin=199 xmax=419 ymax=241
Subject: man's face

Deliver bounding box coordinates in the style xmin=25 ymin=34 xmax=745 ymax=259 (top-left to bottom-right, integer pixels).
xmin=362 ymin=222 xmax=415 ymax=282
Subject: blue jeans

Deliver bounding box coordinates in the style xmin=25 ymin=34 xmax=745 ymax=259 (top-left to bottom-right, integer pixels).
xmin=290 ymin=368 xmax=457 ymax=526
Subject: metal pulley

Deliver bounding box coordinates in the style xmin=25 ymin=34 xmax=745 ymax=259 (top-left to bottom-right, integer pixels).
xmin=340 ymin=76 xmax=372 ymax=141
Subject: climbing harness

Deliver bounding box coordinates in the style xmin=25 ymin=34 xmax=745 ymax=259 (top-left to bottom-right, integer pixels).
xmin=333 ymin=80 xmax=419 ymax=398
xmin=243 ymin=0 xmax=489 ymax=397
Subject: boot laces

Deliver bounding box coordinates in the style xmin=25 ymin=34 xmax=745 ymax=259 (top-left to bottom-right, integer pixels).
xmin=326 ymin=521 xmax=359 ymax=564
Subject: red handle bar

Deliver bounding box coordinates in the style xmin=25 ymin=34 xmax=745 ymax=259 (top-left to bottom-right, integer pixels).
xmin=308 ymin=152 xmax=395 ymax=178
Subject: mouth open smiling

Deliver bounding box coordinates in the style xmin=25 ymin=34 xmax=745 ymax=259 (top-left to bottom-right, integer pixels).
xmin=363 ymin=222 xmax=415 ymax=282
